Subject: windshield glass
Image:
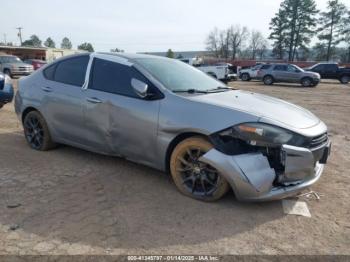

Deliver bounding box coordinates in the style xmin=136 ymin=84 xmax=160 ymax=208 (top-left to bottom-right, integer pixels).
xmin=135 ymin=58 xmax=226 ymax=92
xmin=2 ymin=56 xmax=22 ymax=63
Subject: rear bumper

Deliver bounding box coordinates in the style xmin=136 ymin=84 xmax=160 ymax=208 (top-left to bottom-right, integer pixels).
xmin=199 ymin=141 xmax=330 ymax=202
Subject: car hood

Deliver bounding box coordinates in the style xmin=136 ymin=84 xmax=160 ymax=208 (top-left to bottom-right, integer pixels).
xmin=188 ymin=90 xmax=320 ymax=129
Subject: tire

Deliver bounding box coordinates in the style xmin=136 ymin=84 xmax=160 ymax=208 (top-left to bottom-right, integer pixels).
xmin=23 ymin=111 xmax=56 ymax=151
xmin=3 ymin=69 xmax=11 ymax=78
xmin=241 ymin=73 xmax=250 ymax=81
xmin=263 ymin=75 xmax=274 ymax=85
xmin=0 ymin=103 xmax=3 ymax=109
xmin=301 ymin=77 xmax=312 ymax=87
xmin=340 ymin=75 xmax=349 ymax=84
xmin=170 ymin=136 xmax=230 ymax=201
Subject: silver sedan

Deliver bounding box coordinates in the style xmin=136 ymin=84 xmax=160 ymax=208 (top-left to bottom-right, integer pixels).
xmin=14 ymin=53 xmax=331 ymax=202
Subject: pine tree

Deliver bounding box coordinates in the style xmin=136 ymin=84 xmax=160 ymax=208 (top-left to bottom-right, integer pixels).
xmin=44 ymin=37 xmax=56 ymax=48
xmin=269 ymin=8 xmax=288 ymax=60
xmin=317 ymin=0 xmax=347 ymax=61
xmin=61 ymin=37 xmax=72 ymax=49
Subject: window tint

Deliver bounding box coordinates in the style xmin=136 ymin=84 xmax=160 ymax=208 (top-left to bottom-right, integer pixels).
xmin=89 ymin=58 xmax=150 ymax=98
xmin=273 ymin=65 xmax=287 ymax=71
xmin=43 ymin=64 xmax=57 ymax=81
xmin=314 ymin=64 xmax=325 ymax=71
xmin=325 ymin=64 xmax=338 ymax=71
xmin=54 ymin=56 xmax=89 ymax=86
xmin=261 ymin=65 xmax=271 ymax=70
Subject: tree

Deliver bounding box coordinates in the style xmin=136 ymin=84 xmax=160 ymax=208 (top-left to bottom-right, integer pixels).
xmin=228 ymin=25 xmax=249 ymax=60
xmin=269 ymin=8 xmax=288 ymax=59
xmin=317 ymin=0 xmax=347 ymax=61
xmin=341 ymin=10 xmax=350 ymax=62
xmin=78 ymin=42 xmax=94 ymax=52
xmin=110 ymin=48 xmax=124 ymax=53
xmin=44 ymin=37 xmax=56 ymax=48
xmin=22 ymin=35 xmax=42 ymax=47
xmin=205 ymin=27 xmax=220 ymax=58
xmin=270 ymin=0 xmax=318 ymax=61
xmin=249 ymin=31 xmax=268 ymax=60
xmin=61 ymin=37 xmax=72 ymax=49
xmin=166 ymin=49 xmax=174 ymax=58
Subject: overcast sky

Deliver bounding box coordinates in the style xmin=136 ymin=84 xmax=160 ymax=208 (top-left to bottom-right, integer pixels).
xmin=0 ymin=0 xmax=334 ymax=53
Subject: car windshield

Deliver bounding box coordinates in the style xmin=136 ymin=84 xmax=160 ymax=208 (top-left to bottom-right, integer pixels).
xmin=135 ymin=58 xmax=227 ymax=92
xmin=2 ymin=56 xmax=22 ymax=63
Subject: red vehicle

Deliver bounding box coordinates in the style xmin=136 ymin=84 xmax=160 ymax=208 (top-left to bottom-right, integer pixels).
xmin=24 ymin=59 xmax=47 ymax=70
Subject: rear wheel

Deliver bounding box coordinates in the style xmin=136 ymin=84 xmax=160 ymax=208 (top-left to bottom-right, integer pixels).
xmin=301 ymin=77 xmax=312 ymax=87
xmin=340 ymin=75 xmax=349 ymax=84
xmin=263 ymin=75 xmax=274 ymax=85
xmin=170 ymin=136 xmax=230 ymax=201
xmin=241 ymin=73 xmax=250 ymax=81
xmin=23 ymin=111 xmax=56 ymax=151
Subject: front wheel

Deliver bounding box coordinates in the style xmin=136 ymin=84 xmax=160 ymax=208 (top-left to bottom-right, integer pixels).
xmin=23 ymin=111 xmax=57 ymax=151
xmin=301 ymin=77 xmax=312 ymax=87
xmin=340 ymin=75 xmax=349 ymax=84
xmin=170 ymin=136 xmax=230 ymax=201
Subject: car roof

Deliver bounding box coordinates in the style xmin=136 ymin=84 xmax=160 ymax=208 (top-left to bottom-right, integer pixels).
xmin=97 ymin=52 xmax=167 ymax=61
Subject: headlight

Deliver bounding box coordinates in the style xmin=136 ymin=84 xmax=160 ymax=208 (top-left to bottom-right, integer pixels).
xmin=222 ymin=123 xmax=305 ymax=147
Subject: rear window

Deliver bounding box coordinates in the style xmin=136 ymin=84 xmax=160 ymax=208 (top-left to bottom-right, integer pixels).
xmin=54 ymin=56 xmax=89 ymax=86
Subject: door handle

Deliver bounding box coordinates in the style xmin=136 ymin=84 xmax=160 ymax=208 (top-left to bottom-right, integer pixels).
xmin=41 ymin=86 xmax=52 ymax=92
xmin=86 ymin=97 xmax=102 ymax=104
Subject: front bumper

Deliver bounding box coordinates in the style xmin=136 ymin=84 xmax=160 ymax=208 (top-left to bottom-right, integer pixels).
xmin=199 ymin=141 xmax=331 ymax=201
xmin=11 ymin=68 xmax=33 ymax=76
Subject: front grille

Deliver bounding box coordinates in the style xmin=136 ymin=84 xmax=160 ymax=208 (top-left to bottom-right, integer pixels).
xmin=309 ymin=133 xmax=328 ymax=149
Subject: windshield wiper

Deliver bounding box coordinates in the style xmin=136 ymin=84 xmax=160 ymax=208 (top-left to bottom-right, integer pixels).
xmin=172 ymin=89 xmax=208 ymax=94
xmin=206 ymin=86 xmax=232 ymax=93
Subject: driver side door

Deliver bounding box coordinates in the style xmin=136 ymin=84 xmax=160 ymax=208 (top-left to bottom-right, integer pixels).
xmin=83 ymin=57 xmax=162 ymax=167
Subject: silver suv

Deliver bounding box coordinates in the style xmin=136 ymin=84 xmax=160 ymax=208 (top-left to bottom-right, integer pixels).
xmin=257 ymin=63 xmax=321 ymax=87
xmin=0 ymin=55 xmax=34 ymax=78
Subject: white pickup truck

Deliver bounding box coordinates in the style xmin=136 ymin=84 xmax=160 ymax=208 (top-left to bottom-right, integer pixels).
xmin=179 ymin=58 xmax=230 ymax=82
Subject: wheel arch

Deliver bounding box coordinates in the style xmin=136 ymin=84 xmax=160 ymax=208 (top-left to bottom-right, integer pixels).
xmin=165 ymin=132 xmax=209 ymax=173
xmin=21 ymin=106 xmax=40 ymax=123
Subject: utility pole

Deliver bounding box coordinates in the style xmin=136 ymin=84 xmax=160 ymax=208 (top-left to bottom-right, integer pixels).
xmin=16 ymin=27 xmax=23 ymax=46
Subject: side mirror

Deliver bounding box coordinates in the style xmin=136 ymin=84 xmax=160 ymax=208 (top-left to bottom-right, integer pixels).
xmin=131 ymin=78 xmax=149 ymax=98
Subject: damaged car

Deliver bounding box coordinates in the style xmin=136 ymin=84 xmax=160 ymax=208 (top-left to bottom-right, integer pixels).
xmin=15 ymin=53 xmax=331 ymax=202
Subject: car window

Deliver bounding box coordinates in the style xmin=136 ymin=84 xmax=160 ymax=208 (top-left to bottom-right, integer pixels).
xmin=261 ymin=65 xmax=271 ymax=70
xmin=273 ymin=65 xmax=287 ymax=71
xmin=43 ymin=64 xmax=57 ymax=80
xmin=89 ymin=58 xmax=151 ymax=98
xmin=54 ymin=55 xmax=89 ymax=87
xmin=325 ymin=64 xmax=338 ymax=71
xmin=313 ymin=64 xmax=324 ymax=71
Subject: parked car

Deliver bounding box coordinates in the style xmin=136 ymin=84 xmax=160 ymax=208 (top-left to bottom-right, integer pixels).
xmin=239 ymin=64 xmax=265 ymax=81
xmin=0 ymin=72 xmax=14 ymax=109
xmin=24 ymin=59 xmax=47 ymax=70
xmin=179 ymin=58 xmax=230 ymax=82
xmin=15 ymin=53 xmax=331 ymax=202
xmin=214 ymin=62 xmax=237 ymax=81
xmin=0 ymin=55 xmax=34 ymax=78
xmin=257 ymin=63 xmax=321 ymax=87
xmin=304 ymin=63 xmax=350 ymax=84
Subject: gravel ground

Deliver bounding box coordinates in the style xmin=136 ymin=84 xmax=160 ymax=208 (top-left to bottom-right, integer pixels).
xmin=0 ymin=79 xmax=349 ymax=255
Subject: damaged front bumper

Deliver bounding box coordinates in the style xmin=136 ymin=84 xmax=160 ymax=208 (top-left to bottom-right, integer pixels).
xmin=199 ymin=141 xmax=331 ymax=201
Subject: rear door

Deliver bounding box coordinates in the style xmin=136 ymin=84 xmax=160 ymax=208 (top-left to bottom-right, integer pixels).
xmin=82 ymin=56 xmax=161 ymax=166
xmin=41 ymin=55 xmax=90 ymax=145
xmin=272 ymin=65 xmax=288 ymax=81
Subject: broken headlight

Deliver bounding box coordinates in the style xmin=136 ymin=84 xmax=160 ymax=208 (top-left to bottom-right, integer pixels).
xmin=222 ymin=123 xmax=305 ymax=147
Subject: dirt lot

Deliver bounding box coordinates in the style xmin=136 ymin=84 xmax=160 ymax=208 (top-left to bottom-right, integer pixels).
xmin=0 ymin=79 xmax=349 ymax=255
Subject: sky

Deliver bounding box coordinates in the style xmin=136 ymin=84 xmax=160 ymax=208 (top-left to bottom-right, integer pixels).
xmin=0 ymin=0 xmax=334 ymax=53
